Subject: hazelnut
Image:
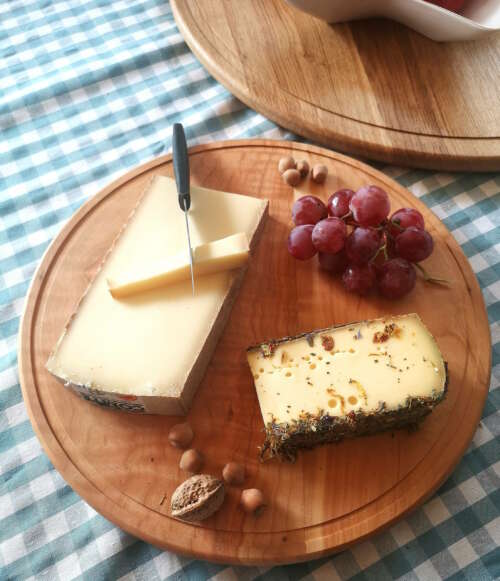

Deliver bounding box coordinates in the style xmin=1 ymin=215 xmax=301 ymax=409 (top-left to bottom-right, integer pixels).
xmin=282 ymin=168 xmax=301 ymax=187
xmin=171 ymin=474 xmax=225 ymax=522
xmin=179 ymin=449 xmax=203 ymax=473
xmin=240 ymin=488 xmax=266 ymax=515
xmin=168 ymin=423 xmax=193 ymax=449
xmin=312 ymin=164 xmax=328 ymax=184
xmin=296 ymin=160 xmax=309 ymax=178
xmin=278 ymin=156 xmax=296 ymax=174
xmin=222 ymin=462 xmax=245 ymax=485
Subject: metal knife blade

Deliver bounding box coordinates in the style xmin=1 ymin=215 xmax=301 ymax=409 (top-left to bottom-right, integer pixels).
xmin=172 ymin=123 xmax=195 ymax=295
xmin=182 ymin=198 xmax=195 ymax=295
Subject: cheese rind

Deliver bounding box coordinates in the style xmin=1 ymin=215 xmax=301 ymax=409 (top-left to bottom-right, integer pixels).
xmin=247 ymin=314 xmax=447 ymax=460
xmin=107 ymin=233 xmax=250 ymax=298
xmin=46 ymin=176 xmax=268 ymax=414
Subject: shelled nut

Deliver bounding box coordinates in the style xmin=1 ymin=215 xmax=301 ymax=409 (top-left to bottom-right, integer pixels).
xmin=180 ymin=449 xmax=204 ymax=473
xmin=168 ymin=423 xmax=193 ymax=449
xmin=283 ymin=168 xmax=301 ymax=187
xmin=222 ymin=462 xmax=245 ymax=485
xmin=240 ymin=488 xmax=266 ymax=515
xmin=278 ymin=156 xmax=296 ymax=174
xmin=296 ymin=160 xmax=310 ymax=178
xmin=312 ymin=164 xmax=328 ymax=184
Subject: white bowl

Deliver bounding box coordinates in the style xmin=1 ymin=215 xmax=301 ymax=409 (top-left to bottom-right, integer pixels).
xmin=285 ymin=0 xmax=500 ymax=41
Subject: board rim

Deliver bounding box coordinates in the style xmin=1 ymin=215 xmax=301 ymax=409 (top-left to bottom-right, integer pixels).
xmin=170 ymin=1 xmax=500 ymax=172
xmin=18 ymin=139 xmax=492 ymax=565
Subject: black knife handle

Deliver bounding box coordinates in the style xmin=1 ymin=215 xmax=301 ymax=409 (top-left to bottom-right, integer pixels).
xmin=172 ymin=123 xmax=190 ymax=211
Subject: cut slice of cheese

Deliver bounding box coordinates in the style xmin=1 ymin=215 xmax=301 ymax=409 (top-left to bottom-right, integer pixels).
xmin=46 ymin=176 xmax=268 ymax=415
xmin=247 ymin=314 xmax=447 ymax=460
xmin=107 ymin=232 xmax=250 ymax=298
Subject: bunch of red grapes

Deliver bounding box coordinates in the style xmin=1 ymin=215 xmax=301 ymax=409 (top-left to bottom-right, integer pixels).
xmin=288 ymin=186 xmax=435 ymax=299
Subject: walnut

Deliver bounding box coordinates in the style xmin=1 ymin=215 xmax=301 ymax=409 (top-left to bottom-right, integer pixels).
xmin=170 ymin=474 xmax=225 ymax=522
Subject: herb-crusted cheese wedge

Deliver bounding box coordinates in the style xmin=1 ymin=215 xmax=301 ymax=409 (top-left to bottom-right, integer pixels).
xmin=247 ymin=314 xmax=448 ymax=461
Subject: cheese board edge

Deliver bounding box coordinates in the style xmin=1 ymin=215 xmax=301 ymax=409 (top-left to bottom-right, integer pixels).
xmin=171 ymin=1 xmax=500 ymax=172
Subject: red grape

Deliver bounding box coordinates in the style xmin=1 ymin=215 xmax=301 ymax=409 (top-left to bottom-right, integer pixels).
xmin=318 ymin=250 xmax=348 ymax=274
xmin=377 ymin=258 xmax=416 ymax=299
xmin=425 ymin=0 xmax=465 ymax=13
xmin=345 ymin=227 xmax=381 ymax=265
xmin=342 ymin=264 xmax=376 ymax=295
xmin=388 ymin=208 xmax=425 ymax=238
xmin=292 ymin=195 xmax=328 ymax=226
xmin=312 ymin=217 xmax=347 ymax=254
xmin=349 ymin=186 xmax=390 ymax=227
xmin=288 ymin=225 xmax=317 ymax=260
xmin=327 ymin=189 xmax=354 ymax=218
xmin=395 ymin=227 xmax=434 ymax=263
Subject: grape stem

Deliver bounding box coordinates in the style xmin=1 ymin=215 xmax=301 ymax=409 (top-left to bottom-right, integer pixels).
xmin=390 ymin=219 xmax=404 ymax=232
xmin=415 ymin=263 xmax=452 ymax=286
xmin=372 ymin=242 xmax=388 ymax=262
xmin=374 ymin=219 xmax=390 ymax=232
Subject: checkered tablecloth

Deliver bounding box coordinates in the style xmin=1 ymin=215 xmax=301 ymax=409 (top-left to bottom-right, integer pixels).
xmin=1 ymin=1 xmax=499 ymax=579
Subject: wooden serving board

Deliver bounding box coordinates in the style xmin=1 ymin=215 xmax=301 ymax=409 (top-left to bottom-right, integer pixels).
xmin=171 ymin=0 xmax=500 ymax=171
xmin=19 ymin=140 xmax=490 ymax=565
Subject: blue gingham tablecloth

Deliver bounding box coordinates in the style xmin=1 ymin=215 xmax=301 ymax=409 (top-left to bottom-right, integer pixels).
xmin=1 ymin=1 xmax=499 ymax=579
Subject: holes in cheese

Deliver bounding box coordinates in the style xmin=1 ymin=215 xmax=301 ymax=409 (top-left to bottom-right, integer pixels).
xmin=107 ymin=232 xmax=250 ymax=298
xmin=247 ymin=313 xmax=448 ymax=461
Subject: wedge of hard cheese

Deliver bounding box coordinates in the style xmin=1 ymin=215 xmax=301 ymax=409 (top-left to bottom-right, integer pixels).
xmin=107 ymin=232 xmax=250 ymax=298
xmin=46 ymin=176 xmax=268 ymax=414
xmin=247 ymin=314 xmax=447 ymax=461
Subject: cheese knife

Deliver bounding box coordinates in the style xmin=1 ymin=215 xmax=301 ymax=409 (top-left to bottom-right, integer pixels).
xmin=172 ymin=123 xmax=195 ymax=295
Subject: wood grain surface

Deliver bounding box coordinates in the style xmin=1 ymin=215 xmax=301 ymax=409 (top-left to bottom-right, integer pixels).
xmin=19 ymin=140 xmax=491 ymax=564
xmin=171 ymin=0 xmax=500 ymax=171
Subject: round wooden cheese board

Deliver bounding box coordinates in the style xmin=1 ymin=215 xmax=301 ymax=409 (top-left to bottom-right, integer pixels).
xmin=171 ymin=0 xmax=500 ymax=171
xmin=19 ymin=140 xmax=490 ymax=564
